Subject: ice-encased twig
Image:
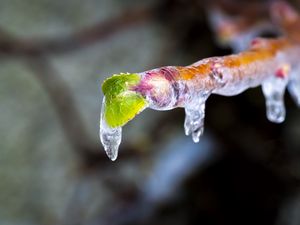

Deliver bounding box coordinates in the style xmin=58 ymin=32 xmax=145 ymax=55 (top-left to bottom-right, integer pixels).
xmin=100 ymin=1 xmax=300 ymax=160
xmin=100 ymin=36 xmax=300 ymax=160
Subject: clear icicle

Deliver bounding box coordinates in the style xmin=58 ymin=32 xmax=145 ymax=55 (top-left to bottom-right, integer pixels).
xmin=99 ymin=97 xmax=122 ymax=161
xmin=184 ymin=95 xmax=208 ymax=143
xmin=262 ymin=76 xmax=288 ymax=123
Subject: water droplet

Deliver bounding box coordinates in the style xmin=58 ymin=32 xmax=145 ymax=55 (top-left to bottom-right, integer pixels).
xmin=99 ymin=97 xmax=122 ymax=161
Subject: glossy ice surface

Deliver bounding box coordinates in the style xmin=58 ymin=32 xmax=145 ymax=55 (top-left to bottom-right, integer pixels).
xmin=100 ymin=37 xmax=300 ymax=161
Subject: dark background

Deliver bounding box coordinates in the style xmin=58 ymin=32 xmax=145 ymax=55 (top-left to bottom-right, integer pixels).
xmin=1 ymin=0 xmax=300 ymax=225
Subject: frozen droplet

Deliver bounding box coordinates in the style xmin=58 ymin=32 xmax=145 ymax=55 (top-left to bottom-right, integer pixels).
xmin=262 ymin=76 xmax=288 ymax=123
xmin=99 ymin=97 xmax=122 ymax=161
xmin=184 ymin=96 xmax=207 ymax=143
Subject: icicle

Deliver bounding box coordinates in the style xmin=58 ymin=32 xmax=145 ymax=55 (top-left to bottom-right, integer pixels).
xmin=99 ymin=97 xmax=122 ymax=161
xmin=262 ymin=75 xmax=288 ymax=123
xmin=184 ymin=94 xmax=209 ymax=143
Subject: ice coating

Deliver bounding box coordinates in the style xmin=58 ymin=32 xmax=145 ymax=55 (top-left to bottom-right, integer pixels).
xmin=138 ymin=67 xmax=216 ymax=144
xmin=100 ymin=37 xmax=300 ymax=161
xmin=99 ymin=0 xmax=300 ymax=161
xmin=100 ymin=97 xmax=122 ymax=161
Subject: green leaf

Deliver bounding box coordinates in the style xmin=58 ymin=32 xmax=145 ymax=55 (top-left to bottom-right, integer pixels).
xmin=102 ymin=73 xmax=141 ymax=96
xmin=102 ymin=73 xmax=148 ymax=128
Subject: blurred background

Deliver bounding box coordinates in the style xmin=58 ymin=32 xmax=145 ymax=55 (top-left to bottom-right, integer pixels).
xmin=1 ymin=0 xmax=300 ymax=225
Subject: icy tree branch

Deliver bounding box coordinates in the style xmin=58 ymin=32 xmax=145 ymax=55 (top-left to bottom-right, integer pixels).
xmin=100 ymin=1 xmax=300 ymax=161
